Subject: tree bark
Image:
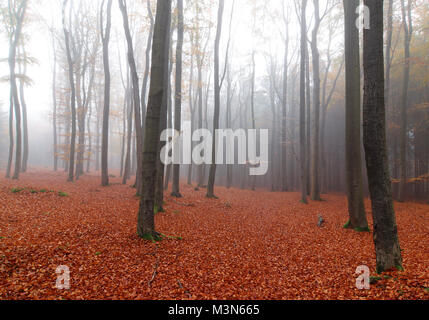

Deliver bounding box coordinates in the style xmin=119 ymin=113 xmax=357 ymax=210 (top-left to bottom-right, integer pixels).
xmin=101 ymin=0 xmax=113 ymax=186
xmin=119 ymin=0 xmax=143 ymax=194
xmin=299 ymin=0 xmax=308 ymax=203
xmin=398 ymin=0 xmax=413 ymax=202
xmin=207 ymin=0 xmax=225 ymax=199
xmin=310 ymin=0 xmax=321 ymax=201
xmin=137 ymin=0 xmax=172 ymax=239
xmin=172 ymin=0 xmax=184 ymax=198
xmin=363 ymin=0 xmax=403 ymax=273
xmin=343 ymin=0 xmax=368 ymax=230
xmin=63 ymin=0 xmax=77 ymax=182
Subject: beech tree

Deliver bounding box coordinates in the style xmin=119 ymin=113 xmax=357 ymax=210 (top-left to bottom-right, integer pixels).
xmin=343 ymin=0 xmax=368 ymax=230
xmin=363 ymin=0 xmax=403 ymax=273
xmin=171 ymin=0 xmax=184 ymax=198
xmin=206 ymin=0 xmax=225 ymax=199
xmin=137 ymin=0 xmax=172 ymax=239
xmin=100 ymin=0 xmax=113 ymax=187
xmin=62 ymin=0 xmax=77 ymax=182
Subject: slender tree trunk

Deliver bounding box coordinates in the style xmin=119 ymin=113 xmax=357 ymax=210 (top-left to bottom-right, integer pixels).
xmin=250 ymin=51 xmax=256 ymax=191
xmin=63 ymin=0 xmax=76 ymax=182
xmin=119 ymin=0 xmax=143 ymax=194
xmin=52 ymin=40 xmax=58 ymax=172
xmin=122 ymin=81 xmax=133 ymax=184
xmin=363 ymin=0 xmax=403 ymax=273
xmin=8 ymin=1 xmax=27 ymax=180
xmin=207 ymin=0 xmax=224 ymax=199
xmin=299 ymin=0 xmax=308 ymax=203
xmin=154 ymin=16 xmax=172 ymax=213
xmin=101 ymin=0 xmax=113 ymax=186
xmin=398 ymin=0 xmax=412 ymax=202
xmin=18 ymin=48 xmax=28 ymax=173
xmin=6 ymin=87 xmax=14 ymax=179
xmin=141 ymin=0 xmax=154 ymax=144
xmin=172 ymin=0 xmax=184 ymax=197
xmin=343 ymin=0 xmax=368 ymax=230
xmin=86 ymin=101 xmax=92 ymax=173
xmin=281 ymin=28 xmax=289 ymax=192
xmin=310 ymin=0 xmax=321 ymax=201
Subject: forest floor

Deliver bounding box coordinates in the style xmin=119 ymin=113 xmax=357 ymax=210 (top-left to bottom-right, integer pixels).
xmin=0 ymin=169 xmax=427 ymax=300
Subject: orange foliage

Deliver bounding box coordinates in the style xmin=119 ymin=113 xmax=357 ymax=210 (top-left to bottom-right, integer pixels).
xmin=0 ymin=171 xmax=427 ymax=300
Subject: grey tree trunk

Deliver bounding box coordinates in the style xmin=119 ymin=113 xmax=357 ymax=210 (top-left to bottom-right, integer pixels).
xmin=281 ymin=24 xmax=289 ymax=192
xmin=343 ymin=0 xmax=368 ymax=230
xmin=310 ymin=0 xmax=321 ymax=201
xmin=398 ymin=0 xmax=413 ymax=202
xmin=141 ymin=0 xmax=154 ymax=146
xmin=63 ymin=0 xmax=77 ymax=183
xmin=119 ymin=0 xmax=143 ymax=194
xmin=8 ymin=1 xmax=27 ymax=180
xmin=154 ymin=18 xmax=172 ymax=213
xmin=299 ymin=0 xmax=308 ymax=204
xmin=138 ymin=0 xmax=172 ymax=239
xmin=172 ymin=0 xmax=184 ymax=198
xmin=101 ymin=0 xmax=113 ymax=187
xmin=207 ymin=0 xmax=225 ymax=199
xmin=6 ymin=87 xmax=14 ymax=178
xmin=363 ymin=0 xmax=403 ymax=273
xmin=18 ymin=47 xmax=28 ymax=173
xmin=52 ymin=36 xmax=58 ymax=172
xmin=122 ymin=80 xmax=133 ymax=185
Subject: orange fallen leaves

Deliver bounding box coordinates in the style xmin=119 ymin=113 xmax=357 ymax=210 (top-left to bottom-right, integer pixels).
xmin=0 ymin=170 xmax=427 ymax=300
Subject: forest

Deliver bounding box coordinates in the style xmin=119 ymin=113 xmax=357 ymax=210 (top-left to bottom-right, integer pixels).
xmin=0 ymin=0 xmax=428 ymax=302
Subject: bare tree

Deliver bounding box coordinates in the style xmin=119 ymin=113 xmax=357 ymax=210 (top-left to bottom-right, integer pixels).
xmin=62 ymin=0 xmax=77 ymax=182
xmin=363 ymin=0 xmax=403 ymax=273
xmin=137 ymin=0 xmax=172 ymax=239
xmin=100 ymin=0 xmax=113 ymax=186
xmin=171 ymin=0 xmax=184 ymax=198
xmin=398 ymin=0 xmax=413 ymax=202
xmin=207 ymin=0 xmax=225 ymax=199
xmin=118 ymin=0 xmax=143 ymax=194
xmin=343 ymin=0 xmax=368 ymax=230
xmin=299 ymin=0 xmax=308 ymax=204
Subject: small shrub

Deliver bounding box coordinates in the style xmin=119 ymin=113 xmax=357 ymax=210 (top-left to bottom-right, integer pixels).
xmin=58 ymin=191 xmax=68 ymax=197
xmin=11 ymin=187 xmax=24 ymax=193
xmin=370 ymin=276 xmax=382 ymax=284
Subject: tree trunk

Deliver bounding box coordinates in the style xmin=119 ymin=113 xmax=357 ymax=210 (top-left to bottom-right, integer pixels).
xmin=119 ymin=0 xmax=143 ymax=194
xmin=343 ymin=0 xmax=368 ymax=230
xmin=172 ymin=0 xmax=184 ymax=198
xmin=310 ymin=0 xmax=321 ymax=201
xmin=101 ymin=0 xmax=113 ymax=186
xmin=18 ymin=48 xmax=29 ymax=173
xmin=363 ymin=0 xmax=403 ymax=273
xmin=6 ymin=87 xmax=14 ymax=179
xmin=52 ymin=38 xmax=58 ymax=172
xmin=63 ymin=0 xmax=76 ymax=183
xmin=281 ymin=27 xmax=289 ymax=192
xmin=137 ymin=0 xmax=172 ymax=239
xmin=398 ymin=0 xmax=412 ymax=202
xmin=207 ymin=0 xmax=225 ymax=199
xmin=299 ymin=0 xmax=308 ymax=204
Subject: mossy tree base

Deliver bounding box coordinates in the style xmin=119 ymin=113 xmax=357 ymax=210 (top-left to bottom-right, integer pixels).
xmin=139 ymin=232 xmax=182 ymax=243
xmin=343 ymin=220 xmax=370 ymax=232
